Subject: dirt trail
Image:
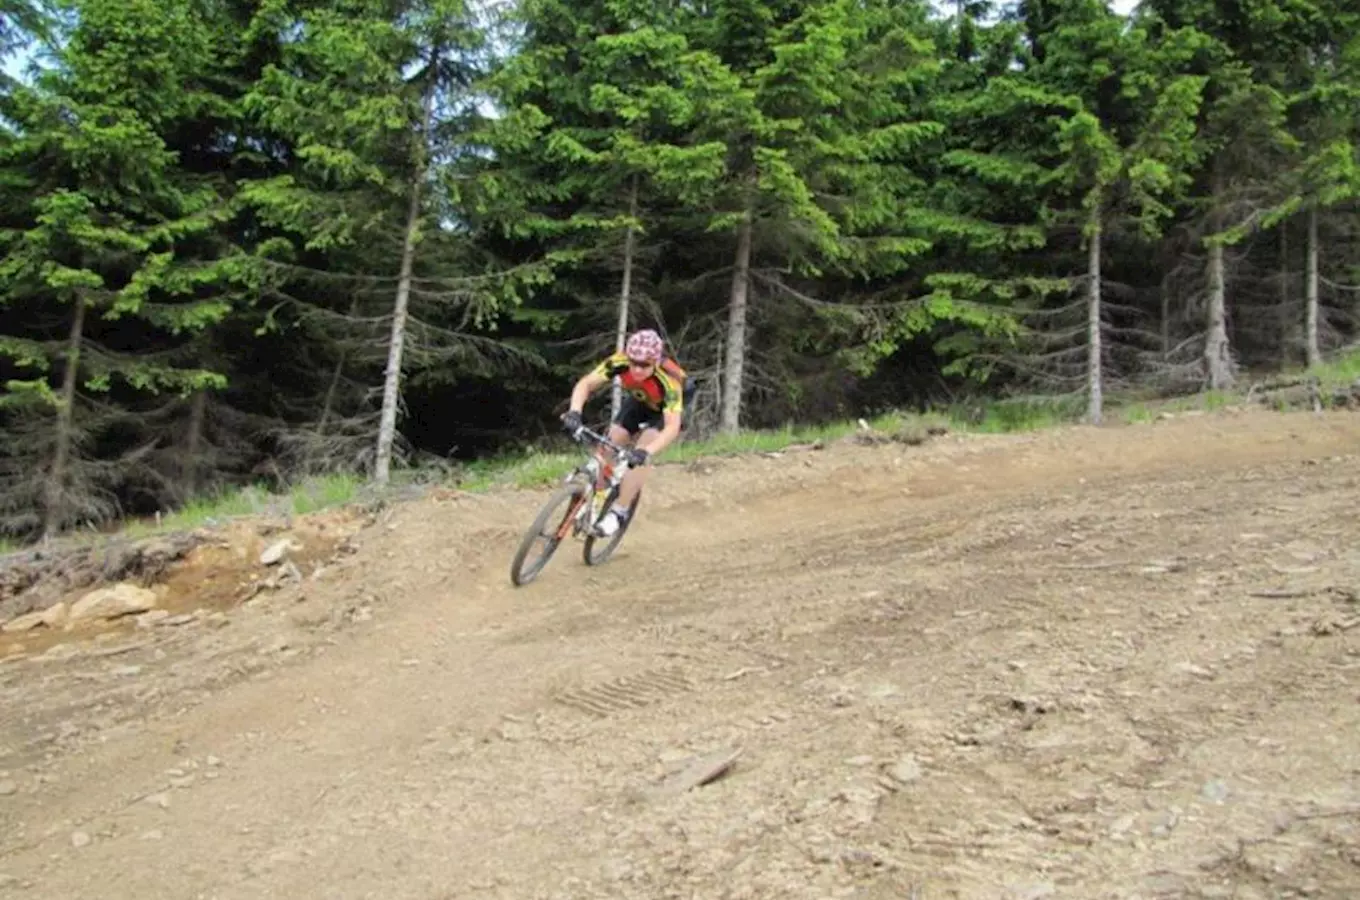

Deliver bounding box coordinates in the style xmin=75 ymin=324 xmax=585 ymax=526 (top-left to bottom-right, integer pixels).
xmin=2 ymin=410 xmax=1359 ymax=899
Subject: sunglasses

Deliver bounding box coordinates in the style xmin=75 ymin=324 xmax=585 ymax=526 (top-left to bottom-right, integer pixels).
xmin=627 ymin=358 xmax=654 ymax=369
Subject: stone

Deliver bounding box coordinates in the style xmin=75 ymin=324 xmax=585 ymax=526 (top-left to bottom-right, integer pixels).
xmin=260 ymin=539 xmax=300 ymax=566
xmin=1 ymin=611 xmax=46 ymax=633
xmin=887 ymin=757 xmax=923 ymax=784
xmin=1201 ymin=779 xmax=1230 ymax=804
xmin=70 ymin=584 xmax=157 ymax=622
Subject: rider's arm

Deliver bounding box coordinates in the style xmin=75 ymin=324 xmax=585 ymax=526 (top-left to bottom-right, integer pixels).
xmin=649 ymin=410 xmax=682 ymax=455
xmin=571 ymin=353 xmax=628 ymax=413
xmin=568 ymin=369 xmax=609 ymax=414
xmin=645 ymin=376 xmax=684 ymax=456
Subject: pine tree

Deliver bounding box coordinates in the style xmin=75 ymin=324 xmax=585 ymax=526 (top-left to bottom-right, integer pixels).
xmin=471 ymin=0 xmax=731 ymax=421
xmin=1230 ymin=2 xmax=1360 ymax=366
xmin=1020 ymin=0 xmax=1209 ymax=420
xmin=889 ymin=7 xmax=1072 ymax=390
xmin=0 ymin=0 xmax=55 ymax=79
xmin=239 ymin=0 xmax=551 ymax=485
xmin=1141 ymin=0 xmax=1329 ymax=387
xmin=0 ymin=0 xmax=241 ymax=538
xmin=675 ymin=0 xmax=861 ymax=431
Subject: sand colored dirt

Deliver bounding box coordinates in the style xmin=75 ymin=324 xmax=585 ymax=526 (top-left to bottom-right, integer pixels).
xmin=1 ymin=409 xmax=1358 ymax=899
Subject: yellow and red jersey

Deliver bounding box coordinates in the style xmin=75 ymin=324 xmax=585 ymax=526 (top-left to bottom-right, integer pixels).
xmin=591 ymin=352 xmax=687 ymax=415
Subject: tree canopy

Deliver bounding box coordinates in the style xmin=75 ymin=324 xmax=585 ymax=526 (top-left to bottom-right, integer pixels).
xmin=0 ymin=0 xmax=1356 ymax=538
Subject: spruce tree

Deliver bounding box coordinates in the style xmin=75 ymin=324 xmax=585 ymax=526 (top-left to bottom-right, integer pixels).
xmin=0 ymin=0 xmax=241 ymax=537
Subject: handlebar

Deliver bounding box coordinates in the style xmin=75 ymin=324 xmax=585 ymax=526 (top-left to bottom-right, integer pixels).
xmin=575 ymin=425 xmax=628 ymax=456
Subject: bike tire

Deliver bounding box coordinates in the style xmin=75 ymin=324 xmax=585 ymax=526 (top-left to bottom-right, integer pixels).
xmin=582 ymin=487 xmax=643 ymax=567
xmin=510 ymin=482 xmax=588 ymax=586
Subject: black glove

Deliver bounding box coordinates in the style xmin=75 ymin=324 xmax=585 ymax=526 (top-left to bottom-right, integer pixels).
xmin=561 ymin=409 xmax=583 ymax=438
xmin=626 ymin=447 xmax=650 ymax=468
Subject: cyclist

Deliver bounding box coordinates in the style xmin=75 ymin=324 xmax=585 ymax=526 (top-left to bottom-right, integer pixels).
xmin=560 ymin=328 xmax=694 ymax=537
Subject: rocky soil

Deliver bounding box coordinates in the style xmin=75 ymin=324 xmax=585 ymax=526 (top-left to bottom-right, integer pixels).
xmin=1 ymin=408 xmax=1358 ymax=899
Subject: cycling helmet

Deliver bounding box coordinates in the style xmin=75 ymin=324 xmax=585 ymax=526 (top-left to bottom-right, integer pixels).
xmin=624 ymin=328 xmax=664 ymax=363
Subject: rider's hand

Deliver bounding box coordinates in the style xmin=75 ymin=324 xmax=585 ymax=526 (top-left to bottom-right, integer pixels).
xmin=626 ymin=447 xmax=649 ymax=468
xmin=561 ymin=409 xmax=583 ymax=438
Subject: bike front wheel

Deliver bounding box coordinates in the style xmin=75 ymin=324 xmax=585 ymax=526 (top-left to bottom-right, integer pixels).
xmin=510 ymin=482 xmax=589 ymax=586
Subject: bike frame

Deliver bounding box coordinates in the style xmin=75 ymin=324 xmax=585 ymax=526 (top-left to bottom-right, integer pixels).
xmin=554 ymin=426 xmax=633 ymax=541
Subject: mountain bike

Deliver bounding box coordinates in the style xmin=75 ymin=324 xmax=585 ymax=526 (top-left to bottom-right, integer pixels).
xmin=509 ymin=425 xmax=644 ymax=586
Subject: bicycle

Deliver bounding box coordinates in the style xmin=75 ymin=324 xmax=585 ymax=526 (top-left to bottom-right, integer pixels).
xmin=509 ymin=425 xmax=644 ymax=586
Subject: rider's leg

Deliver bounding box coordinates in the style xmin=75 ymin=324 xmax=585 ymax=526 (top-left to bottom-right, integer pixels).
xmin=614 ymin=425 xmax=661 ymax=509
xmin=593 ymin=415 xmax=651 ymax=536
xmin=604 ymin=388 xmax=687 ymax=529
xmin=593 ymin=424 xmax=631 ymax=472
xmin=594 ymin=399 xmax=638 ymax=471
xmin=590 ymin=403 xmax=641 ymax=534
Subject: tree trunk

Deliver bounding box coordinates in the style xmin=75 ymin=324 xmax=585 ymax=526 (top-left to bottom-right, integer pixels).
xmin=1086 ymin=217 xmax=1103 ymax=425
xmin=611 ymin=177 xmax=639 ymax=420
xmin=720 ymin=208 xmax=753 ymax=434
xmin=1204 ymin=242 xmax=1234 ymax=391
xmin=1305 ymin=207 xmax=1320 ymax=369
xmin=374 ymin=59 xmax=438 ymax=487
xmin=1204 ymin=181 xmax=1235 ymax=391
xmin=1278 ymin=221 xmax=1291 ymax=368
xmin=43 ymin=297 xmax=86 ymax=539
xmin=184 ymin=390 xmax=206 ymax=497
xmin=1160 ymin=287 xmax=1170 ymax=360
xmin=318 ymin=356 xmax=345 ymax=437
xmin=318 ymin=296 xmax=359 ymax=437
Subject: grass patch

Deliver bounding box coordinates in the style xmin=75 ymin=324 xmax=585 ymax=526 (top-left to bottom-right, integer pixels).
xmin=0 ymin=396 xmax=1097 ymax=553
xmin=1110 ymin=346 xmax=1359 ymax=422
xmin=1135 ymin=388 xmax=1238 ymax=415
xmin=121 ymin=473 xmax=364 ymax=539
xmin=948 ymin=394 xmax=1087 ymax=433
xmin=17 ymin=375 xmax=1287 ymax=552
xmin=1310 ymin=346 xmax=1360 ymax=388
xmin=451 ymin=419 xmax=870 ymax=493
xmin=1120 ymin=402 xmax=1155 ymax=424
xmin=446 ymin=405 xmax=1040 ymax=494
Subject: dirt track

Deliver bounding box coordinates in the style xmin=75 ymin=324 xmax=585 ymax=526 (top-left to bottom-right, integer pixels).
xmin=2 ymin=409 xmax=1360 ymax=899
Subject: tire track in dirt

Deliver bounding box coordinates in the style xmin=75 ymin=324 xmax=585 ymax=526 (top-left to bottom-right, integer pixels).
xmin=0 ymin=411 xmax=1357 ymax=899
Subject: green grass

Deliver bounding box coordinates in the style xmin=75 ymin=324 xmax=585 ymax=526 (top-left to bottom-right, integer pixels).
xmin=1310 ymin=345 xmax=1360 ymax=388
xmin=1120 ymin=402 xmax=1155 ymax=424
xmin=25 ymin=358 xmax=1349 ymax=552
xmin=119 ymin=473 xmax=364 ymax=539
xmin=1113 ymin=346 xmax=1360 ymax=423
xmin=452 ymin=421 xmax=859 ymax=493
xmin=1118 ymin=388 xmax=1237 ymax=422
xmin=75 ymin=402 xmax=1067 ymax=538
xmin=448 ymin=404 xmax=1062 ymax=495
xmin=950 ymin=394 xmax=1087 ymax=433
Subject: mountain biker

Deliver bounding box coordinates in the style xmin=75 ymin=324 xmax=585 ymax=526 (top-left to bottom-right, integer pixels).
xmin=560 ymin=328 xmax=695 ymax=537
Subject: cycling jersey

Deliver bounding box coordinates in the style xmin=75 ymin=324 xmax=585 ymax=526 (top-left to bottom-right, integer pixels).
xmin=592 ymin=351 xmax=686 ymax=415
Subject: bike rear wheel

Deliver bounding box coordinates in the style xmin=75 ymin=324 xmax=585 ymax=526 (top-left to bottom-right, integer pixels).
xmin=582 ymin=487 xmax=642 ymax=567
xmin=510 ymin=482 xmax=589 ymax=586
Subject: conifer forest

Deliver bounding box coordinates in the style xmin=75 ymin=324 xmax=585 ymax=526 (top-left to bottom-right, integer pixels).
xmin=1 ymin=0 xmax=1357 ymax=540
